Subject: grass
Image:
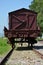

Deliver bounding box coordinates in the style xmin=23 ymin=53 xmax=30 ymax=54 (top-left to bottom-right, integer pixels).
xmin=0 ymin=37 xmax=11 ymax=57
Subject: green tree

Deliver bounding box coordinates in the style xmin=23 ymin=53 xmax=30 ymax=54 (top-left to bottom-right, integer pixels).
xmin=29 ymin=0 xmax=43 ymax=32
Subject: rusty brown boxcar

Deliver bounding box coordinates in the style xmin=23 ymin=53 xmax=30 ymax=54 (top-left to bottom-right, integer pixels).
xmin=4 ymin=8 xmax=40 ymax=48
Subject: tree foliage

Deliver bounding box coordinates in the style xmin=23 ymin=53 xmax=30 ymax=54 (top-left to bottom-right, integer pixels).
xmin=29 ymin=0 xmax=43 ymax=32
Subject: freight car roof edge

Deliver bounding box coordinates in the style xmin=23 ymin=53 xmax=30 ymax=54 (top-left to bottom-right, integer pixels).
xmin=8 ymin=8 xmax=37 ymax=14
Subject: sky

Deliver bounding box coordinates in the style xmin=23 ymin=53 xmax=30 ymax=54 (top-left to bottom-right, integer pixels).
xmin=0 ymin=0 xmax=33 ymax=34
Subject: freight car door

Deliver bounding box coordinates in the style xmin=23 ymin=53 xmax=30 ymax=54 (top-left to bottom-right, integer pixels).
xmin=11 ymin=14 xmax=26 ymax=30
xmin=28 ymin=15 xmax=37 ymax=30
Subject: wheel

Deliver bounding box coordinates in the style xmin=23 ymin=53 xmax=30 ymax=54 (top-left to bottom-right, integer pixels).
xmin=8 ymin=38 xmax=15 ymax=49
xmin=20 ymin=38 xmax=23 ymax=47
xmin=31 ymin=43 xmax=33 ymax=49
xmin=21 ymin=43 xmax=23 ymax=47
xmin=11 ymin=38 xmax=15 ymax=49
xmin=28 ymin=43 xmax=30 ymax=47
xmin=12 ymin=43 xmax=15 ymax=49
xmin=28 ymin=38 xmax=30 ymax=47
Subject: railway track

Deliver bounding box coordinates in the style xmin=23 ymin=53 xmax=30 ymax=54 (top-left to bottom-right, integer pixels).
xmin=0 ymin=43 xmax=43 ymax=65
xmin=0 ymin=48 xmax=14 ymax=65
xmin=33 ymin=48 xmax=43 ymax=59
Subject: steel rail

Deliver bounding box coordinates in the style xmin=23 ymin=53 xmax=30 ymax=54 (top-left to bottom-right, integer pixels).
xmin=33 ymin=48 xmax=43 ymax=59
xmin=0 ymin=48 xmax=14 ymax=65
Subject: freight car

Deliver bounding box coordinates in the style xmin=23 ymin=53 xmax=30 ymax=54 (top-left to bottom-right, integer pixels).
xmin=4 ymin=8 xmax=40 ymax=48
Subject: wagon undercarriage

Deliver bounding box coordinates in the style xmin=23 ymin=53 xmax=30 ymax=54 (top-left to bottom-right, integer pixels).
xmin=7 ymin=37 xmax=37 ymax=48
